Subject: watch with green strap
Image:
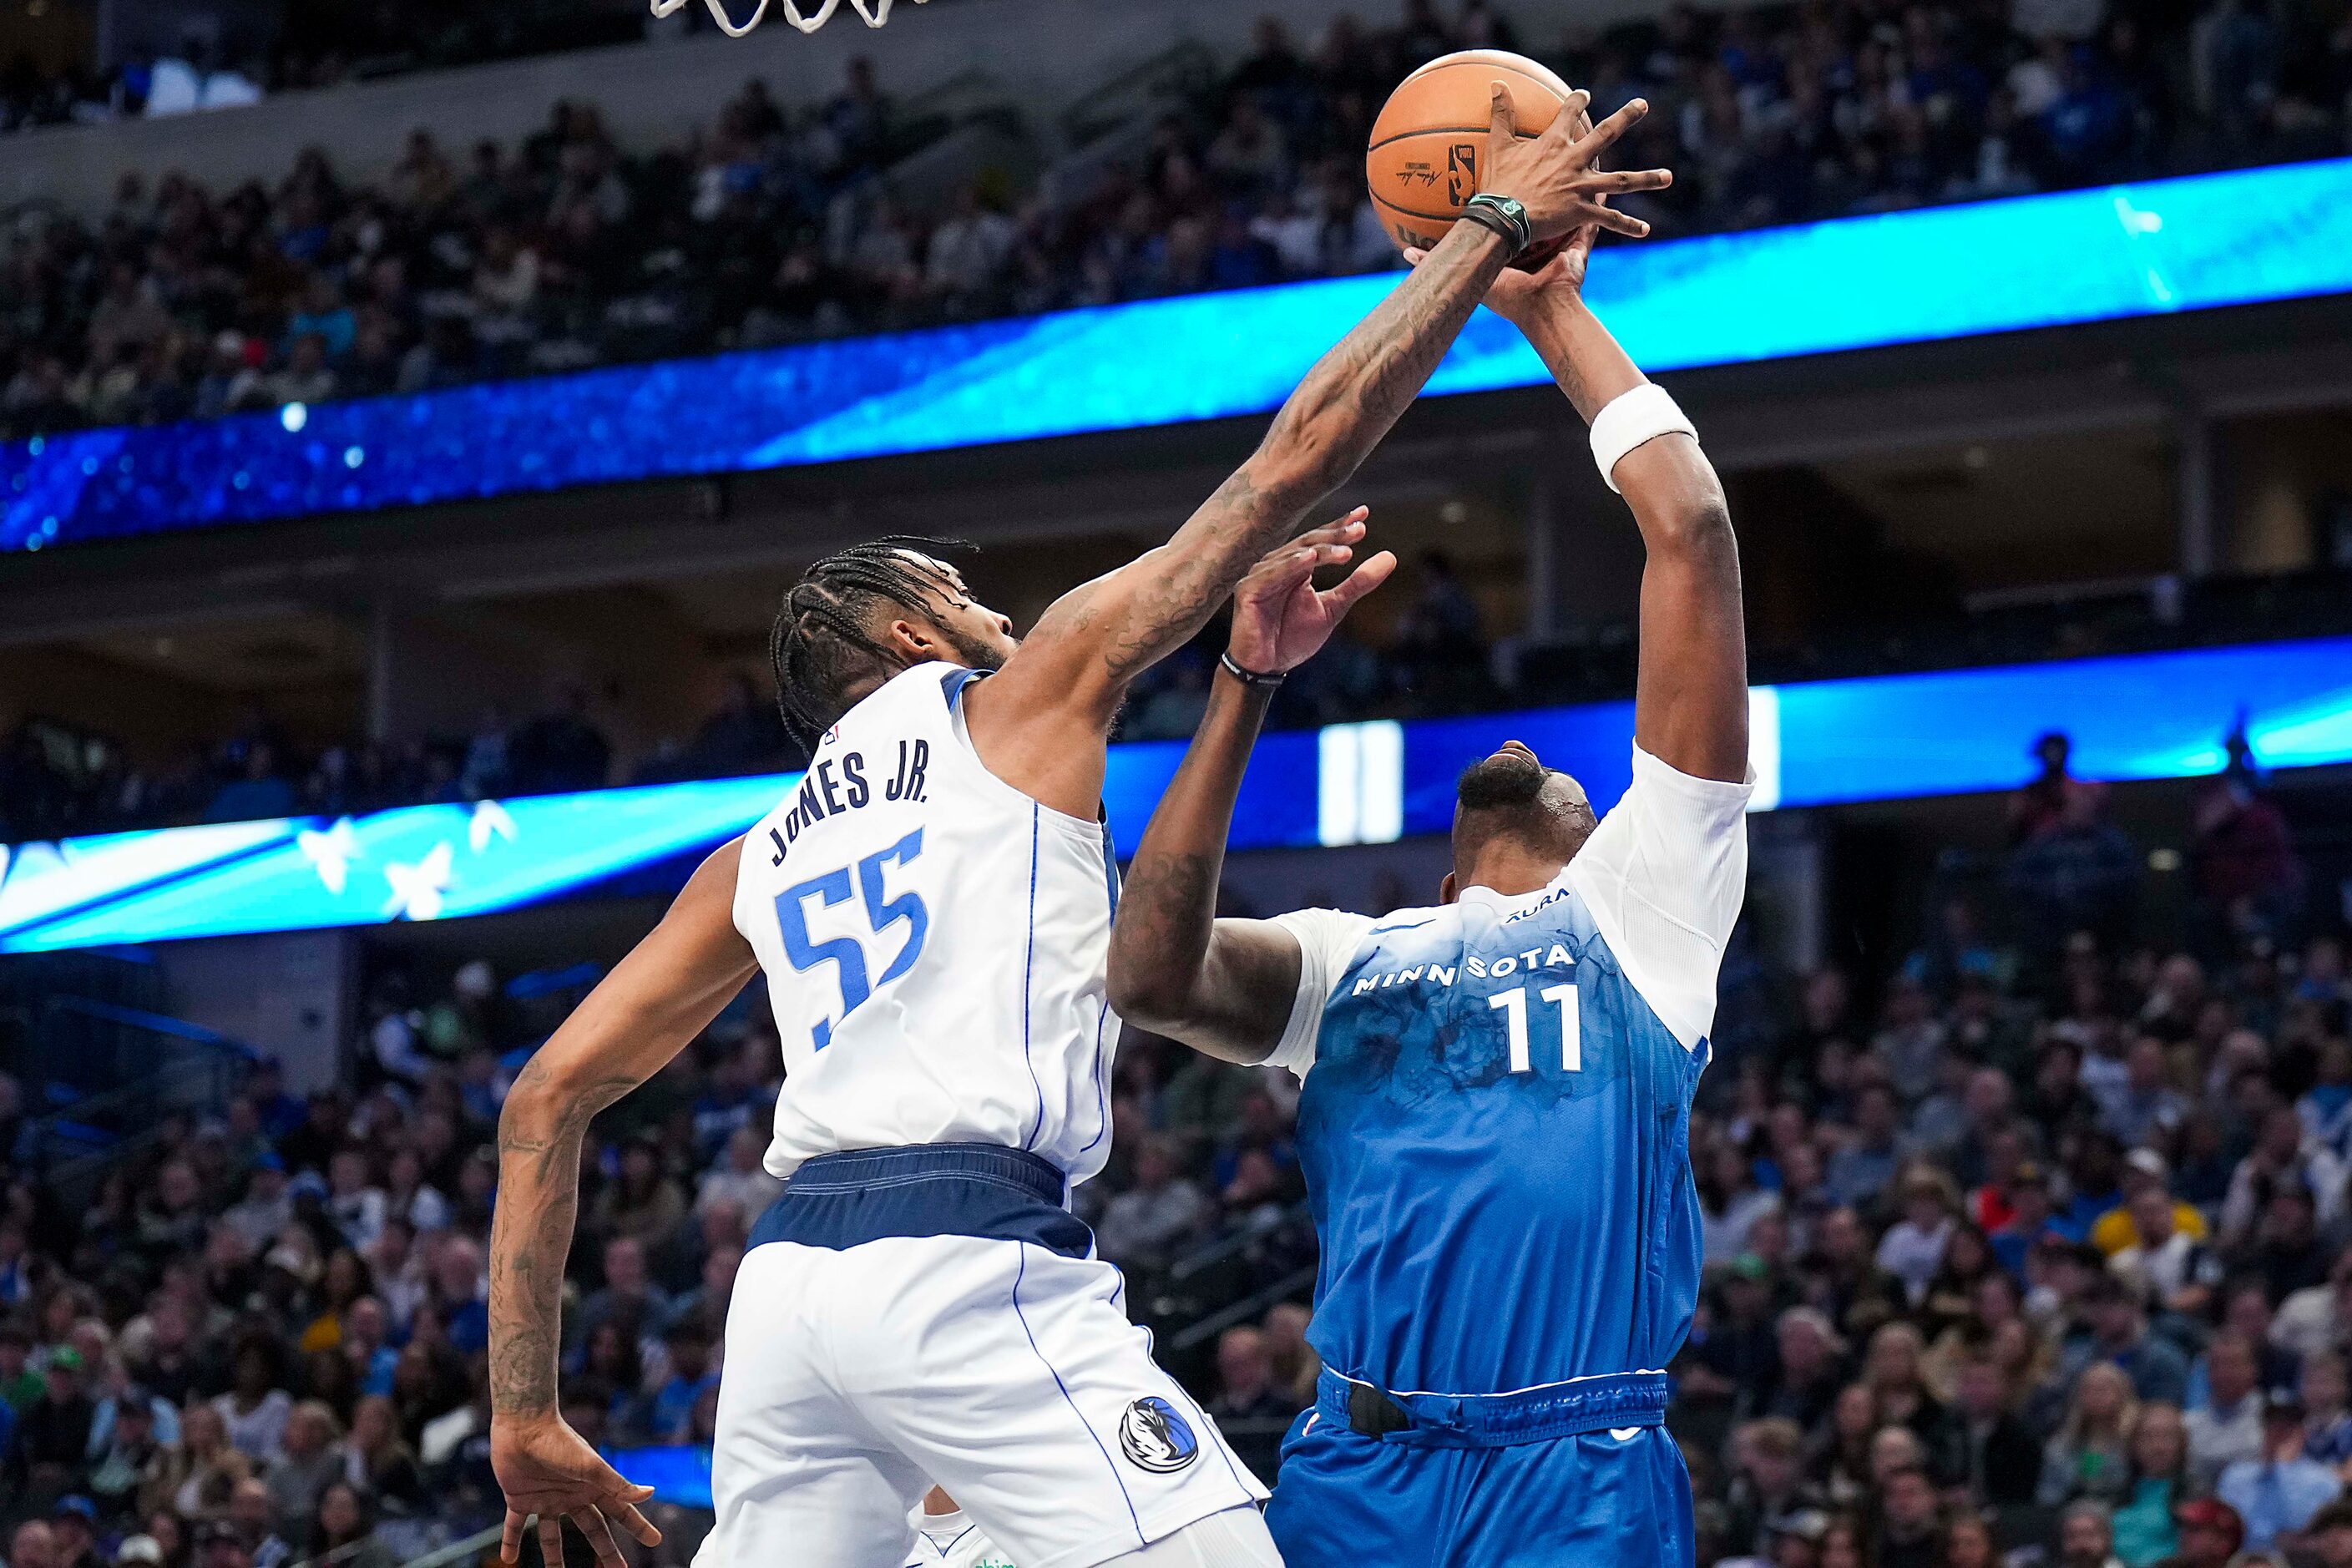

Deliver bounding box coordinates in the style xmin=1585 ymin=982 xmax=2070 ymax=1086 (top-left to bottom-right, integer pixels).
xmin=1459 ymin=193 xmax=1534 ymax=257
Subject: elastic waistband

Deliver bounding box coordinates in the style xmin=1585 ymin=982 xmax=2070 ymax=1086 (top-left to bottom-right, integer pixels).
xmin=750 ymin=1143 xmax=1086 ymax=1259
xmin=785 ymin=1142 xmax=1067 ymax=1205
xmin=1315 ymin=1367 xmax=1669 ymax=1449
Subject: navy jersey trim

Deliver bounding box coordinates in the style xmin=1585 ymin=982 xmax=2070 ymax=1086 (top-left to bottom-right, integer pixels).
xmin=1097 ymin=813 xmax=1120 ymax=919
xmin=748 ymin=1143 xmax=1090 ymax=1258
xmin=939 ymin=665 xmax=990 ymax=709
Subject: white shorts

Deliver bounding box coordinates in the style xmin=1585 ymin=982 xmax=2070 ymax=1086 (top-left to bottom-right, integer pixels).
xmin=694 ymin=1235 xmax=1267 ymax=1568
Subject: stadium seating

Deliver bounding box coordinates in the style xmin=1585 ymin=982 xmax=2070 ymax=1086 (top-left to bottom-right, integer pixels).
xmin=8 ymin=0 xmax=2349 ymax=443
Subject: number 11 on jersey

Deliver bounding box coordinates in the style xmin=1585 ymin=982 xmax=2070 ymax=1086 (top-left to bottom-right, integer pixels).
xmin=1490 ymin=984 xmax=1581 ymax=1074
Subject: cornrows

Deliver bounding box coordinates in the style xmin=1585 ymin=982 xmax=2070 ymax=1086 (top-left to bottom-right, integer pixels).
xmin=768 ymin=537 xmax=975 ymax=747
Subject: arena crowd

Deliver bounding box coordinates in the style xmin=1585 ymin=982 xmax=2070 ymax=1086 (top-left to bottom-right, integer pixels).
xmin=8 ymin=0 xmax=2351 ymax=440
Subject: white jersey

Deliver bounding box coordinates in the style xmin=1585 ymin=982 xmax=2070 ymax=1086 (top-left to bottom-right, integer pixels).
xmin=733 ymin=661 xmax=1122 ymax=1183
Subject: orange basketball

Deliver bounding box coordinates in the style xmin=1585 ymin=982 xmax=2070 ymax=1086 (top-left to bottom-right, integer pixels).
xmin=1365 ymin=49 xmax=1577 ymax=256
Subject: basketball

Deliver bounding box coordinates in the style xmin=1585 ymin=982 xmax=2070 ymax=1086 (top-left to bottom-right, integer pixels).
xmin=1366 ymin=49 xmax=1578 ymax=257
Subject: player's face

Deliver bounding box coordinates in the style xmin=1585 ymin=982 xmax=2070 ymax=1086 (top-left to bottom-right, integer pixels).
xmin=901 ymin=554 xmax=1018 ymax=670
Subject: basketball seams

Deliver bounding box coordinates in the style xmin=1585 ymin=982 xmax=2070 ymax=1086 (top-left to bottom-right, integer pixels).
xmin=1364 ymin=125 xmax=1539 ymax=154
xmin=1368 ymin=61 xmax=1571 ymax=140
xmin=1364 ymin=48 xmax=1581 ymax=249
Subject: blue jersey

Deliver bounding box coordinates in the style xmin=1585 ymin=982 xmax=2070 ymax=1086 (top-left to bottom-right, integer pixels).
xmin=1267 ymin=746 xmax=1751 ymax=1400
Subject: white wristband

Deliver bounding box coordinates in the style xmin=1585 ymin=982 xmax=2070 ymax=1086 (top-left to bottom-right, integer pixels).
xmin=1589 ymin=383 xmax=1697 ymax=494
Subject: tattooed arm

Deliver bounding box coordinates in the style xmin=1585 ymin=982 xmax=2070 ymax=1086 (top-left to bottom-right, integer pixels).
xmin=488 ymin=838 xmax=757 ymax=1568
xmin=965 ymin=89 xmax=1668 ymax=821
xmin=1107 ymin=527 xmax=1393 ymax=1062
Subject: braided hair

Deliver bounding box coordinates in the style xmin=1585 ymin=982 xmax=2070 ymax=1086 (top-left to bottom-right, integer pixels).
xmin=769 ymin=537 xmax=976 ymax=747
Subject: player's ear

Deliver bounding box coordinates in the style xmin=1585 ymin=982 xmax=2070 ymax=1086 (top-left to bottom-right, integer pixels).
xmin=1438 ymin=872 xmax=1459 ymax=905
xmin=884 ymin=618 xmax=940 ymax=660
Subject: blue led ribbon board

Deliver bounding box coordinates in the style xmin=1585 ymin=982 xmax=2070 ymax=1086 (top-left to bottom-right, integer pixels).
xmin=8 ymin=158 xmax=2352 ymax=552
xmin=4 ymin=635 xmax=2349 ymax=953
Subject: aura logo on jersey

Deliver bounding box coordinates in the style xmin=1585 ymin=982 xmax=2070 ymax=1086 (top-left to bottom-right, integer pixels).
xmin=1117 ymin=1397 xmax=1199 ymax=1474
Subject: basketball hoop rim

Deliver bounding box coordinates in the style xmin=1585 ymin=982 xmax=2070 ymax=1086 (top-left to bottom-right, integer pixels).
xmin=647 ymin=0 xmax=928 ymax=38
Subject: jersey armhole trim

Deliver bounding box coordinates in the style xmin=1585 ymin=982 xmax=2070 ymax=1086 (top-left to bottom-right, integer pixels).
xmin=940 ymin=665 xmax=989 ymax=709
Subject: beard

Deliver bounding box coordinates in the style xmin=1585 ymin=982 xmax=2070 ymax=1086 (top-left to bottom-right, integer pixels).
xmin=935 ymin=621 xmax=1011 ymax=674
xmin=1456 ymin=749 xmax=1547 ymax=812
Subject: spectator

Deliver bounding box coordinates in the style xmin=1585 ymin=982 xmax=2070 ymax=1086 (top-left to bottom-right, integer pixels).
xmin=2166 ymin=1497 xmax=2244 ymax=1568
xmin=2109 ymin=1180 xmax=2221 ymax=1318
xmin=2302 ymin=1350 xmax=2352 ymax=1465
xmin=2186 ymin=1333 xmax=2269 ymax=1485
xmin=304 ymin=1483 xmax=392 ymax=1568
xmin=1095 ymin=1136 xmax=1211 ymax=1272
xmin=48 ymin=1500 xmax=102 ymax=1568
xmin=1723 ymin=1417 xmax=1812 ymax=1556
xmin=1766 ymin=1307 xmax=1849 ymax=1432
xmin=341 ymin=1396 xmax=426 ymax=1520
xmin=1825 ymin=1087 xmax=1910 ymax=1211
xmin=425 ymin=1237 xmax=490 ymax=1355
xmin=2223 ymin=1103 xmax=2347 ymax=1247
xmin=2217 ymin=1393 xmax=2341 ymax=1550
xmin=17 ymin=1347 xmax=98 ymax=1499
xmin=2057 ymin=1499 xmax=2125 ymax=1568
xmin=1955 ymin=1352 xmax=2043 ymax=1506
xmin=571 ymin=1237 xmax=670 ymax=1353
xmin=2309 ymin=1500 xmax=2352 ymax=1568
xmin=2041 ymin=1362 xmax=2139 ymax=1505
xmin=2066 ymin=1274 xmax=2193 ymax=1406
xmin=2110 ymin=1401 xmax=2190 ymax=1566
xmin=154 ymin=1403 xmax=252 ymax=1521
xmin=87 ymin=1392 xmax=165 ymax=1525
xmin=1874 ymin=1464 xmax=1944 ymax=1568
xmin=646 ymin=1328 xmax=717 ymax=1443
xmin=1876 ymin=1167 xmax=1959 ymax=1305
xmin=9 ymin=1520 xmax=58 ymax=1568
xmin=696 ymin=1127 xmax=783 ymax=1218
xmin=1700 ymin=1141 xmax=1780 ymax=1264
xmin=260 ymin=1401 xmax=342 ymax=1540
xmin=2102 ymin=1039 xmax=2191 ymax=1148
xmin=591 ymin=1141 xmax=686 ymax=1252
xmin=1204 ymin=1326 xmax=1298 ymax=1486
xmin=210 ymin=1343 xmax=291 ymax=1463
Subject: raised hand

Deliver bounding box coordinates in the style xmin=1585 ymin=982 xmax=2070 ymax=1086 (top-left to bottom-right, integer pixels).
xmin=1480 ymin=84 xmax=1669 ymax=244
xmin=1407 ymin=225 xmax=1599 ymax=327
xmin=1228 ymin=508 xmax=1397 ymax=675
xmin=494 ymin=1414 xmax=662 ymax=1568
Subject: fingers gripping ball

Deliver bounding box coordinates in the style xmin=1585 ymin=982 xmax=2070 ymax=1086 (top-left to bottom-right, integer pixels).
xmin=1366 ymin=49 xmax=1579 ymax=259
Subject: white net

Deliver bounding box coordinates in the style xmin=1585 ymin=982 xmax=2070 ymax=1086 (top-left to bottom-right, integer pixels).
xmin=647 ymin=0 xmax=927 ymax=38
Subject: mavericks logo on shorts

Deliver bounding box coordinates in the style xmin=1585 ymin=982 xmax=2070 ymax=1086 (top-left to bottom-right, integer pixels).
xmin=1118 ymin=1396 xmax=1199 ymax=1474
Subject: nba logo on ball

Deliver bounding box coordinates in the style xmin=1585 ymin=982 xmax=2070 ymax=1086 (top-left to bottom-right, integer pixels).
xmin=1118 ymin=1397 xmax=1198 ymax=1473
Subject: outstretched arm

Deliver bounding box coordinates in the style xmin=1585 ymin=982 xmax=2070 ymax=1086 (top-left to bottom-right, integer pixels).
xmin=1108 ymin=521 xmax=1393 ymax=1062
xmin=1454 ymin=229 xmax=1746 ymax=781
xmin=969 ymin=90 xmax=1670 ymax=818
xmin=489 ymin=838 xmax=758 ymax=1567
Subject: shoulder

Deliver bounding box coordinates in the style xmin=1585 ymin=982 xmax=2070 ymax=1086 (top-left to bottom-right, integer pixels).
xmin=1269 ymin=908 xmax=1380 ymax=979
xmin=1262 ymin=907 xmax=1382 ymax=1080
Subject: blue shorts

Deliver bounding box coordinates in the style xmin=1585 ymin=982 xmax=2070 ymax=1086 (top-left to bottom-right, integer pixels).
xmin=1264 ymin=1404 xmax=1693 ymax=1567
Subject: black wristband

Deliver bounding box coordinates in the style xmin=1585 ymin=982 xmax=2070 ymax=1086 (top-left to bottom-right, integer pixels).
xmin=1219 ymin=651 xmax=1286 ymax=689
xmin=1461 ymin=193 xmax=1534 ymax=256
